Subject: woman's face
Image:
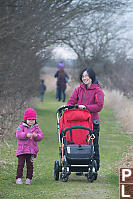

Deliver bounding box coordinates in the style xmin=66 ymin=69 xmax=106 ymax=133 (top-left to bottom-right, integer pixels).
xmin=82 ymin=71 xmax=92 ymax=86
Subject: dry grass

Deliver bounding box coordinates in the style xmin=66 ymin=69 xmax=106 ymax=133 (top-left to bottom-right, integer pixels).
xmin=119 ymin=146 xmax=133 ymax=167
xmin=104 ymin=89 xmax=133 ymax=133
xmin=104 ymin=89 xmax=133 ymax=168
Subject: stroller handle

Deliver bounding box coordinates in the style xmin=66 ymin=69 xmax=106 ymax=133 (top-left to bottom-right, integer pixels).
xmin=63 ymin=126 xmax=93 ymax=136
xmin=56 ymin=105 xmax=78 ymax=114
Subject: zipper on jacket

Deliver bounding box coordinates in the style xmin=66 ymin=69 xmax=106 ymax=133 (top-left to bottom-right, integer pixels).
xmin=84 ymin=89 xmax=86 ymax=105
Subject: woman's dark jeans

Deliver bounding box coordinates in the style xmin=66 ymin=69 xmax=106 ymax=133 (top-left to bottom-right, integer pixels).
xmin=93 ymin=131 xmax=100 ymax=171
xmin=93 ymin=121 xmax=100 ymax=171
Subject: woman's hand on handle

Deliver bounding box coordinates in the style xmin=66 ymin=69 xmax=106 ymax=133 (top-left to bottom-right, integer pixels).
xmin=78 ymin=105 xmax=86 ymax=109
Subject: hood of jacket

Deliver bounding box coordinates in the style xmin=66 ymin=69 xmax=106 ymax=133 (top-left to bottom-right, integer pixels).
xmin=79 ymin=83 xmax=100 ymax=91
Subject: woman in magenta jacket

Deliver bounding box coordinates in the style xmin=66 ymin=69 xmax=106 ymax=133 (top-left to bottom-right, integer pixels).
xmin=67 ymin=67 xmax=104 ymax=171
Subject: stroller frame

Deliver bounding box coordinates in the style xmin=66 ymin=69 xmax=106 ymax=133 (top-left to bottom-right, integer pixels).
xmin=54 ymin=105 xmax=98 ymax=182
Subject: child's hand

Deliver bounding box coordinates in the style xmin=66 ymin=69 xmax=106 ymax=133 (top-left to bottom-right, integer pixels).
xmin=27 ymin=133 xmax=32 ymax=138
xmin=33 ymin=132 xmax=37 ymax=138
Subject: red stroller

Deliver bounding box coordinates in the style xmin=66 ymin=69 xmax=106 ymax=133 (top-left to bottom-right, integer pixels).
xmin=54 ymin=105 xmax=99 ymax=182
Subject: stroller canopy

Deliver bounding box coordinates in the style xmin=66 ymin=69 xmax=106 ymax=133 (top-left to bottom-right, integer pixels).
xmin=59 ymin=109 xmax=93 ymax=145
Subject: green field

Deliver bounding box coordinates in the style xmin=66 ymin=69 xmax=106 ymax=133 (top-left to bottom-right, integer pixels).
xmin=0 ymin=92 xmax=132 ymax=199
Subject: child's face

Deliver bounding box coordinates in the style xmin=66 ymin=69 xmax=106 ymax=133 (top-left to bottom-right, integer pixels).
xmin=27 ymin=119 xmax=35 ymax=126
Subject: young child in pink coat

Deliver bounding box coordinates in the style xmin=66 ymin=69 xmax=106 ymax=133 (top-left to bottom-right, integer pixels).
xmin=16 ymin=108 xmax=44 ymax=185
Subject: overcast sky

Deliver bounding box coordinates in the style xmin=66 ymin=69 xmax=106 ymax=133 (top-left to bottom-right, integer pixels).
xmin=52 ymin=46 xmax=77 ymax=59
xmin=122 ymin=4 xmax=133 ymax=58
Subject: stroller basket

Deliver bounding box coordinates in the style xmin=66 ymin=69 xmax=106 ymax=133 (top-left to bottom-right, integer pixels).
xmin=66 ymin=144 xmax=93 ymax=165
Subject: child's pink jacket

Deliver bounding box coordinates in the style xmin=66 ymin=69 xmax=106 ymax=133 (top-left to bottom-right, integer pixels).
xmin=16 ymin=122 xmax=44 ymax=156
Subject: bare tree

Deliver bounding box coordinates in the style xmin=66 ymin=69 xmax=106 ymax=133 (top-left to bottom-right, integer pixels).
xmin=53 ymin=0 xmax=132 ymax=79
xmin=0 ymin=0 xmax=82 ymax=140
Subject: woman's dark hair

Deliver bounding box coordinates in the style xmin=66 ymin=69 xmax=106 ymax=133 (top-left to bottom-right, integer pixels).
xmin=79 ymin=67 xmax=96 ymax=83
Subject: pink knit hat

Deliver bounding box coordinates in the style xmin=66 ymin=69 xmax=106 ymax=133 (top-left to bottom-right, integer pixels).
xmin=24 ymin=108 xmax=37 ymax=120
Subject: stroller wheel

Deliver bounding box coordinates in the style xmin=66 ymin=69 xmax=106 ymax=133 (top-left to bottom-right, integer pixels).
xmin=93 ymin=160 xmax=98 ymax=172
xmin=92 ymin=160 xmax=98 ymax=180
xmin=93 ymin=172 xmax=98 ymax=180
xmin=86 ymin=173 xmax=94 ymax=183
xmin=60 ymin=173 xmax=68 ymax=182
xmin=54 ymin=160 xmax=59 ymax=181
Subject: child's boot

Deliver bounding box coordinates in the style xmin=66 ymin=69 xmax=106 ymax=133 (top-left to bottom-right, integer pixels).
xmin=26 ymin=178 xmax=31 ymax=185
xmin=16 ymin=178 xmax=23 ymax=184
